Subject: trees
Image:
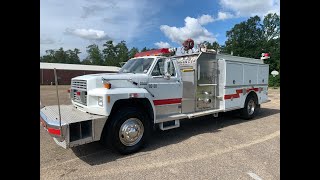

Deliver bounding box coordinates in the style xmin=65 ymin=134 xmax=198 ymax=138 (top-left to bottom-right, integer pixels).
xmin=71 ymin=48 xmax=81 ymax=64
xmin=115 ymin=40 xmax=129 ymax=64
xmin=40 ymin=49 xmax=55 ymax=63
xmin=102 ymin=40 xmax=117 ymax=66
xmin=140 ymin=47 xmax=150 ymax=52
xmin=101 ymin=40 xmax=130 ymax=66
xmin=224 ymin=13 xmax=280 ymax=63
xmin=40 ymin=48 xmax=81 ymax=64
xmin=261 ymin=13 xmax=280 ymax=73
xmin=40 ymin=41 xmax=137 ymax=67
xmin=85 ymin=44 xmax=103 ymax=65
xmin=211 ymin=42 xmax=220 ymax=51
xmin=262 ymin=13 xmax=280 ymax=42
xmin=40 ymin=13 xmax=280 ymax=83
xmin=128 ymin=47 xmax=139 ymax=59
xmin=81 ymin=59 xmax=92 ymax=65
xmin=66 ymin=48 xmax=81 ymax=64
xmin=224 ymin=13 xmax=280 ymax=86
xmin=203 ymin=41 xmax=220 ymax=51
xmin=54 ymin=47 xmax=67 ymax=63
xmin=225 ymin=15 xmax=263 ymax=58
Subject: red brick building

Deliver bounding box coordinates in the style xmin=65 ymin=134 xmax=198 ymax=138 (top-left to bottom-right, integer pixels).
xmin=40 ymin=63 xmax=120 ymax=85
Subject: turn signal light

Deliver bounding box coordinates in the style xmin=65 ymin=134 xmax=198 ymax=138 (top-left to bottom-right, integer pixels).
xmin=104 ymin=82 xmax=111 ymax=89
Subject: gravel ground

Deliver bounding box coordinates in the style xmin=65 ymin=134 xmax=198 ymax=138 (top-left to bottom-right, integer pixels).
xmin=40 ymin=85 xmax=280 ymax=180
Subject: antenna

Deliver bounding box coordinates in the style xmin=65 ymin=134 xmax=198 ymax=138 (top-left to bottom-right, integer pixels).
xmin=40 ymin=98 xmax=44 ymax=109
xmin=54 ymin=68 xmax=62 ymax=135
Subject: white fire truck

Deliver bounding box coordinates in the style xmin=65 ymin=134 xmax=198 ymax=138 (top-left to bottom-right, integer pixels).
xmin=40 ymin=47 xmax=270 ymax=154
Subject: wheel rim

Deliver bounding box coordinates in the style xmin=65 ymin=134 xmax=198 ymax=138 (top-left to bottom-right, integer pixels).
xmin=247 ymin=99 xmax=256 ymax=115
xmin=119 ymin=118 xmax=144 ymax=146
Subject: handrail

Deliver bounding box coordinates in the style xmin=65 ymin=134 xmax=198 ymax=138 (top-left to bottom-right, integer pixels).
xmin=54 ymin=68 xmax=62 ymax=136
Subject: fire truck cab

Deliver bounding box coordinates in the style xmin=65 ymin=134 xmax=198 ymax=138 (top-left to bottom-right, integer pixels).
xmin=40 ymin=48 xmax=269 ymax=154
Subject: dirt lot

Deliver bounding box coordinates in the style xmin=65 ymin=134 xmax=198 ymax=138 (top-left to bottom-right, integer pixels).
xmin=40 ymin=86 xmax=280 ymax=180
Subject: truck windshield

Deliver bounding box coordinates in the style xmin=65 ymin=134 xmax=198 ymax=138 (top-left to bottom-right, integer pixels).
xmin=119 ymin=58 xmax=154 ymax=74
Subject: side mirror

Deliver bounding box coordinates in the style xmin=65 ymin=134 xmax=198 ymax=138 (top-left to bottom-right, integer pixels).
xmin=163 ymin=59 xmax=171 ymax=79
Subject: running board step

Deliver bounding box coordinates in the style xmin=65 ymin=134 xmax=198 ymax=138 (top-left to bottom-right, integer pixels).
xmin=187 ymin=109 xmax=222 ymax=118
xmin=156 ymin=114 xmax=187 ymax=123
xmin=159 ymin=120 xmax=180 ymax=130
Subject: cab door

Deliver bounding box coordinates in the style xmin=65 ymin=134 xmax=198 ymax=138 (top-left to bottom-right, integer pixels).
xmin=148 ymin=58 xmax=183 ymax=116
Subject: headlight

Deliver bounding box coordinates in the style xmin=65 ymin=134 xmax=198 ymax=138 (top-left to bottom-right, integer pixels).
xmin=98 ymin=97 xmax=103 ymax=106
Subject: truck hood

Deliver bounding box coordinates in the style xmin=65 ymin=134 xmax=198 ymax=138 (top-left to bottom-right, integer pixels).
xmin=73 ymin=73 xmax=148 ymax=81
xmin=72 ymin=73 xmax=149 ymax=89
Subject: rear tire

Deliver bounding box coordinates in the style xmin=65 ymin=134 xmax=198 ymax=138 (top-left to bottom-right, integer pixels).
xmin=240 ymin=94 xmax=259 ymax=120
xmin=102 ymin=107 xmax=150 ymax=155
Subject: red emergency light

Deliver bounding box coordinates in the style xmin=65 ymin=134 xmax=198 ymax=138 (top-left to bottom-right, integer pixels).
xmin=261 ymin=53 xmax=270 ymax=60
xmin=134 ymin=48 xmax=171 ymax=57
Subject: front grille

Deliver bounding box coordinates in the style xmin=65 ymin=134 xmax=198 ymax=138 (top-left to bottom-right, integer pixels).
xmin=71 ymin=80 xmax=87 ymax=105
xmin=71 ymin=80 xmax=87 ymax=90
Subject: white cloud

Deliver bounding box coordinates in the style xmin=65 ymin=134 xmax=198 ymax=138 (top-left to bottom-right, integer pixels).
xmin=40 ymin=0 xmax=162 ymax=58
xmin=216 ymin=11 xmax=234 ymax=20
xmin=219 ymin=0 xmax=280 ymax=17
xmin=40 ymin=37 xmax=55 ymax=44
xmin=160 ymin=16 xmax=217 ymax=45
xmin=197 ymin=14 xmax=214 ymax=25
xmin=154 ymin=41 xmax=171 ymax=48
xmin=81 ymin=5 xmax=108 ymax=19
xmin=197 ymin=13 xmax=234 ymax=23
xmin=158 ymin=0 xmax=279 ymax=46
xmin=80 ymin=1 xmax=118 ymax=18
xmin=65 ymin=28 xmax=110 ymax=40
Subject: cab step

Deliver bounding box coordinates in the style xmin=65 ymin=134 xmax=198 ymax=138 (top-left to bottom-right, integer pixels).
xmin=159 ymin=120 xmax=180 ymax=130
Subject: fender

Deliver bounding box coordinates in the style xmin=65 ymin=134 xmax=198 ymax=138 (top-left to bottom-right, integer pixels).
xmin=102 ymin=87 xmax=156 ymax=123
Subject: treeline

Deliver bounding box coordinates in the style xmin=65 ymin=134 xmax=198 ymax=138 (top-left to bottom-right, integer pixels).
xmin=223 ymin=13 xmax=280 ymax=72
xmin=40 ymin=40 xmax=222 ymax=67
xmin=40 ymin=40 xmax=152 ymax=67
xmin=222 ymin=13 xmax=280 ymax=87
xmin=40 ymin=13 xmax=280 ymax=85
xmin=40 ymin=48 xmax=81 ymax=64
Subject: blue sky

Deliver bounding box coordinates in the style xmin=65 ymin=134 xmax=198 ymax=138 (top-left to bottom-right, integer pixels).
xmin=40 ymin=0 xmax=280 ymax=59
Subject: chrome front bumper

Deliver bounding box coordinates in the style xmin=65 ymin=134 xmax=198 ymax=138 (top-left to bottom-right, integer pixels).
xmin=40 ymin=105 xmax=107 ymax=148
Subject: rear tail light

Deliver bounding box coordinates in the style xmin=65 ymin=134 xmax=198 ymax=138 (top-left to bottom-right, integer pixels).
xmin=76 ymin=91 xmax=81 ymax=95
xmin=48 ymin=128 xmax=61 ymax=136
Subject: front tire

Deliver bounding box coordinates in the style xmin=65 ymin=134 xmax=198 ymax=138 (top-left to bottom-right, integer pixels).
xmin=104 ymin=107 xmax=150 ymax=155
xmin=240 ymin=95 xmax=259 ymax=120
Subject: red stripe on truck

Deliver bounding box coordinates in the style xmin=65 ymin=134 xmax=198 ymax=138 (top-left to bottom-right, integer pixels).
xmin=224 ymin=88 xmax=259 ymax=100
xmin=224 ymin=89 xmax=243 ymax=100
xmin=246 ymin=88 xmax=259 ymax=93
xmin=153 ymin=98 xmax=182 ymax=106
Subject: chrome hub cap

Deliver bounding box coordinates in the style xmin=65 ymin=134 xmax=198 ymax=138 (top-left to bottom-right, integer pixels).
xmin=119 ymin=118 xmax=144 ymax=146
xmin=247 ymin=99 xmax=256 ymax=115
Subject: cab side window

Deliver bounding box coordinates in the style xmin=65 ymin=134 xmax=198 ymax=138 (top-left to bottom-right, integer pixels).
xmin=151 ymin=58 xmax=176 ymax=77
xmin=167 ymin=60 xmax=176 ymax=76
xmin=151 ymin=59 xmax=165 ymax=76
